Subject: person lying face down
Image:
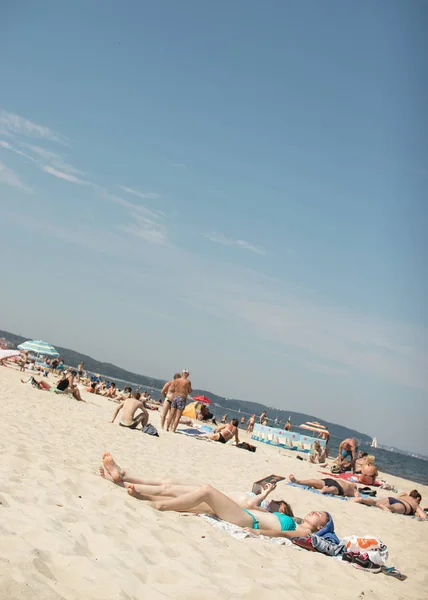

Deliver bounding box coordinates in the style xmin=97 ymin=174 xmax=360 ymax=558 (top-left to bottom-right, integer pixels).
xmin=352 ymin=489 xmax=427 ymax=520
xmin=99 ymin=453 xmax=337 ymax=540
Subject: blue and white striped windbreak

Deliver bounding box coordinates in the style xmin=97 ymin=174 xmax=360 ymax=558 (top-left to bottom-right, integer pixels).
xmin=17 ymin=340 xmax=60 ymax=358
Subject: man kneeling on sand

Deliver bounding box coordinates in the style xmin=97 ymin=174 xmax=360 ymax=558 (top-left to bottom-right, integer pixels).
xmin=206 ymin=419 xmax=240 ymax=444
xmin=289 ymin=474 xmax=357 ymax=497
xmin=110 ymin=391 xmax=149 ymax=429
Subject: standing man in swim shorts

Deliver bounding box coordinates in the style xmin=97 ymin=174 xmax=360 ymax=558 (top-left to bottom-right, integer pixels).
xmin=338 ymin=437 xmax=359 ymax=473
xmin=166 ymin=369 xmax=192 ymax=433
xmin=160 ymin=373 xmax=181 ymax=430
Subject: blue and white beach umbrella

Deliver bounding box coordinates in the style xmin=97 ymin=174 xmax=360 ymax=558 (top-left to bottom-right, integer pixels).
xmin=17 ymin=340 xmax=60 ymax=358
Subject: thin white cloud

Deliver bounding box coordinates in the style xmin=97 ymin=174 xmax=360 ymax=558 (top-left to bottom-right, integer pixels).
xmin=203 ymin=232 xmax=266 ymax=255
xmin=0 ymin=160 xmax=32 ymax=193
xmin=122 ymin=213 xmax=168 ymax=245
xmin=0 ymin=140 xmax=36 ymax=162
xmin=119 ymin=186 xmax=160 ymax=199
xmin=19 ymin=143 xmax=83 ymax=176
xmin=42 ymin=165 xmax=88 ymax=185
xmin=0 ymin=108 xmax=68 ymax=144
xmin=101 ymin=190 xmax=168 ymax=245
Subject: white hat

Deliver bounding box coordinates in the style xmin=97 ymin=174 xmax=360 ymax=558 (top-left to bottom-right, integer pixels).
xmin=182 ymin=368 xmax=189 ymax=375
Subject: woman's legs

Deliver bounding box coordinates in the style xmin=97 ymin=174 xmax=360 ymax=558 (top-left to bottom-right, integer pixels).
xmin=160 ymin=401 xmax=171 ymax=429
xmin=166 ymin=407 xmax=177 ymax=431
xmin=151 ymin=484 xmax=254 ymax=528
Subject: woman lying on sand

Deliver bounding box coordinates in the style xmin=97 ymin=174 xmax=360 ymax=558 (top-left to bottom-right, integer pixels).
xmin=100 ymin=453 xmax=330 ymax=538
xmin=289 ymin=474 xmax=357 ymax=497
xmin=352 ymin=489 xmax=427 ymax=519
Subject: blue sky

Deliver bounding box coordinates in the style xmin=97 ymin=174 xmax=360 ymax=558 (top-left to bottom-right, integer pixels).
xmin=1 ymin=1 xmax=427 ymax=453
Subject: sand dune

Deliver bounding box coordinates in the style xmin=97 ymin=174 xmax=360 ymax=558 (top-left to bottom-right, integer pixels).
xmin=1 ymin=367 xmax=427 ymax=599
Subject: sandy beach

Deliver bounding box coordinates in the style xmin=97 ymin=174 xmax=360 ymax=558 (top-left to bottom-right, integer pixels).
xmin=1 ymin=366 xmax=427 ymax=600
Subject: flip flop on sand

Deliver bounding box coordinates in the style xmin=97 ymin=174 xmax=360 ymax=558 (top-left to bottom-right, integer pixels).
xmin=380 ymin=567 xmax=407 ymax=581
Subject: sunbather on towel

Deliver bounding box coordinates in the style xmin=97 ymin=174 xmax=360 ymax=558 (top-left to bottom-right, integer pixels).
xmin=289 ymin=474 xmax=357 ymax=497
xmin=205 ymin=419 xmax=240 ymax=444
xmin=99 ymin=452 xmax=295 ymax=517
xmin=98 ymin=453 xmax=332 ymax=538
xmin=352 ymin=489 xmax=427 ymax=519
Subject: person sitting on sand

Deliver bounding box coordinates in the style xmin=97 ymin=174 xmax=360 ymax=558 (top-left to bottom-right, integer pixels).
xmin=110 ymin=391 xmax=149 ymax=429
xmin=337 ymin=438 xmax=359 ymax=473
xmin=102 ymin=382 xmax=117 ymax=399
xmin=309 ymin=441 xmax=327 ymax=465
xmin=289 ymin=474 xmax=357 ymax=497
xmin=99 ymin=452 xmax=295 ymax=517
xmin=356 ymin=455 xmax=378 ymax=486
xmin=166 ymin=369 xmax=192 ymax=433
xmin=56 ymin=370 xmax=85 ymax=401
xmin=206 ymin=419 xmax=240 ymax=444
xmin=99 ymin=454 xmax=335 ymax=539
xmin=160 ymin=373 xmax=181 ymax=430
xmin=352 ymin=489 xmax=427 ymax=519
xmin=19 ymin=351 xmax=28 ymax=372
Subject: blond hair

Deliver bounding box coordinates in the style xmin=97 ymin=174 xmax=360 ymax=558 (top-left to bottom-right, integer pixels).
xmin=367 ymin=455 xmax=376 ymax=465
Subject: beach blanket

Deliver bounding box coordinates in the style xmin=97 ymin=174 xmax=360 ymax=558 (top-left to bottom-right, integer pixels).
xmin=320 ymin=471 xmax=381 ymax=487
xmin=287 ymin=482 xmax=369 ymax=500
xmin=199 ymin=514 xmax=293 ymax=546
xmin=176 ymin=427 xmax=214 ymax=441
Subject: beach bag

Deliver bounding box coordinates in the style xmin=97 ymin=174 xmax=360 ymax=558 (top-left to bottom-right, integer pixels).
xmin=341 ymin=536 xmax=388 ymax=566
xmin=330 ymin=464 xmax=341 ymax=474
xmin=141 ymin=424 xmax=159 ymax=437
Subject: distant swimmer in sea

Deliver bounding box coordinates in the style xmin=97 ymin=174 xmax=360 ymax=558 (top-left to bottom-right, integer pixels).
xmin=352 ymin=490 xmax=427 ymax=519
xmin=289 ymin=473 xmax=358 ymax=497
xmin=110 ymin=391 xmax=149 ymax=429
xmin=206 ymin=419 xmax=240 ymax=444
xmin=98 ymin=454 xmax=334 ymax=539
xmin=160 ymin=373 xmax=181 ymax=430
xmin=337 ymin=438 xmax=359 ymax=473
xmin=166 ymin=369 xmax=192 ymax=433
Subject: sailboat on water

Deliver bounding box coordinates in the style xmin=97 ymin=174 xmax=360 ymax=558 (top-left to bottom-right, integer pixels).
xmin=371 ymin=437 xmax=378 ymax=449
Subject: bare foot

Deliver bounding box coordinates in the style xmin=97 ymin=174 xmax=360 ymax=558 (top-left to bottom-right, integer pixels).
xmin=102 ymin=452 xmax=125 ymax=482
xmin=99 ymin=466 xmax=114 ymax=482
xmin=350 ymin=496 xmax=363 ymax=503
xmin=289 ymin=474 xmax=297 ymax=483
xmin=127 ymin=484 xmax=143 ymax=500
xmin=150 ymin=500 xmax=165 ymax=511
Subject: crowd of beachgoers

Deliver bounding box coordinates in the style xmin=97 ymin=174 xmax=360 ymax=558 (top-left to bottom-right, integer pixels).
xmin=2 ymin=347 xmax=427 ymax=583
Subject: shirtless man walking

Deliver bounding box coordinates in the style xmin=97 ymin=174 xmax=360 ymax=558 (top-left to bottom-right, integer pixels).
xmin=207 ymin=419 xmax=240 ymax=444
xmin=166 ymin=369 xmax=192 ymax=433
xmin=110 ymin=391 xmax=149 ymax=429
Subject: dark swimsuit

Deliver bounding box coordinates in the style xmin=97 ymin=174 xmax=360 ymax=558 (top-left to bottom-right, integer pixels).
xmin=388 ymin=497 xmax=415 ymax=515
xmin=217 ymin=433 xmax=227 ymax=444
xmin=57 ymin=379 xmax=69 ymax=392
xmin=322 ymin=478 xmax=345 ymax=496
